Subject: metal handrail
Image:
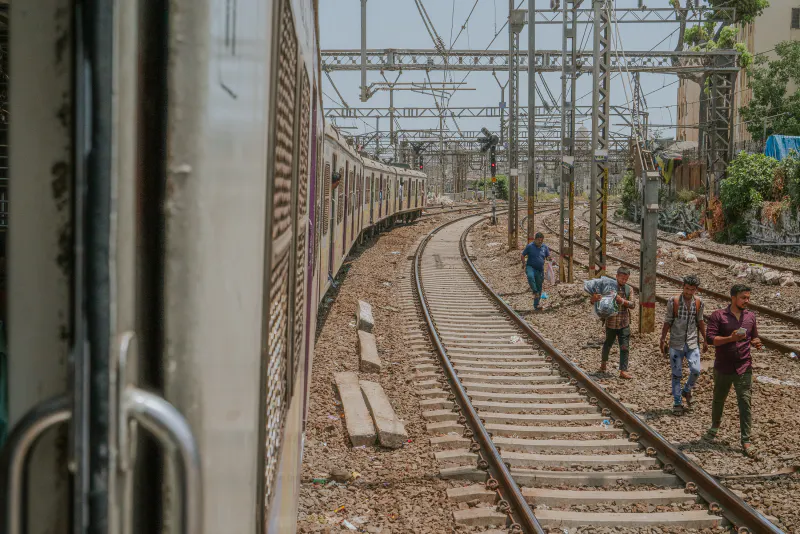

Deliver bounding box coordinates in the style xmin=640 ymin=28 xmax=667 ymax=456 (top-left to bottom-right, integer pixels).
xmin=0 ymin=395 xmax=71 ymax=534
xmin=460 ymin=214 xmax=784 ymax=534
xmin=125 ymin=388 xmax=203 ymax=534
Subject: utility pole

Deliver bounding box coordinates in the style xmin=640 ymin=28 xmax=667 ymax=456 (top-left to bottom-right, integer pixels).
xmin=508 ymin=4 xmax=526 ymax=250
xmin=639 ymin=170 xmax=659 ymax=333
xmin=588 ymin=0 xmax=610 ymax=278
xmin=559 ymin=0 xmax=577 ymax=282
xmin=492 ymin=71 xmax=509 ymax=147
xmin=527 ymin=0 xmax=536 ymax=242
xmin=360 ymin=0 xmax=368 ymax=102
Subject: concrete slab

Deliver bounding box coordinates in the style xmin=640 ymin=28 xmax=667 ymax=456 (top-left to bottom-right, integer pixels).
xmin=357 ymin=330 xmax=382 ymax=373
xmin=356 ymin=300 xmax=375 ymax=332
xmin=453 ymin=507 xmax=507 ymax=527
xmin=333 ymin=372 xmax=376 ymax=448
xmin=534 ymin=510 xmax=720 ymax=529
xmin=360 ymin=380 xmax=408 ymax=448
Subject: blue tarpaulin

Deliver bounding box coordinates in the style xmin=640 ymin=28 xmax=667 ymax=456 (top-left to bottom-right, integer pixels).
xmin=765 ymin=135 xmax=800 ymax=161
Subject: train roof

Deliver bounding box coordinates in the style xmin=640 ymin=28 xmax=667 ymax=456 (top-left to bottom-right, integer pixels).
xmin=324 ymin=123 xmax=426 ymax=180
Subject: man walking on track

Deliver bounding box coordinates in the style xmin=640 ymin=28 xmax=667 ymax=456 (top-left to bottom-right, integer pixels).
xmin=591 ymin=267 xmax=636 ymax=379
xmin=704 ymin=284 xmax=762 ymax=458
xmin=521 ymin=232 xmax=550 ymax=311
xmin=659 ymin=275 xmax=708 ymax=415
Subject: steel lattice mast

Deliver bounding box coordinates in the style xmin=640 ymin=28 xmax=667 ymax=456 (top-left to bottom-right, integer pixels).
xmin=559 ymin=0 xmax=577 ymax=283
xmin=588 ymin=0 xmax=610 ymax=278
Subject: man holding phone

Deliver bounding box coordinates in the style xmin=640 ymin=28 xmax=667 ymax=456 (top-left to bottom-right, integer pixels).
xmin=704 ymin=284 xmax=763 ymax=457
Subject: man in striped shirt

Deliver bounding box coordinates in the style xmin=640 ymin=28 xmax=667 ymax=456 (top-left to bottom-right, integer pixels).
xmin=590 ymin=266 xmax=636 ymax=379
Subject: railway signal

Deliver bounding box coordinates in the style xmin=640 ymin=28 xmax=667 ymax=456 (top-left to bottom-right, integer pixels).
xmin=490 ymin=146 xmax=497 ymax=177
xmin=418 ymin=155 xmax=423 ymax=171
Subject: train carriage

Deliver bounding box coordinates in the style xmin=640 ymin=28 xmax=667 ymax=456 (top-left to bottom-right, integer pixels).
xmin=1 ymin=1 xmax=423 ymax=533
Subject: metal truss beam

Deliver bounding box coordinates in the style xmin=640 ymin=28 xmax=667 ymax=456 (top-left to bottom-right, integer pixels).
xmin=322 ymin=49 xmax=740 ymax=74
xmin=589 ymin=0 xmax=610 ymax=278
xmin=529 ymin=6 xmax=733 ymax=24
xmin=325 ymin=105 xmax=637 ymax=120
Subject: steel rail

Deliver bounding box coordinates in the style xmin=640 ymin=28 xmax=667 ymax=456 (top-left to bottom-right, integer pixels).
xmin=460 ymin=215 xmax=784 ymax=534
xmin=412 ymin=212 xmax=545 ymax=534
xmin=541 ymin=215 xmax=800 ymax=355
xmin=603 ymin=213 xmax=800 ymax=278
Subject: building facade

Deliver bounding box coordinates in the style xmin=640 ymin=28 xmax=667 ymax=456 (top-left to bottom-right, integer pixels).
xmin=676 ymin=1 xmax=800 ymax=144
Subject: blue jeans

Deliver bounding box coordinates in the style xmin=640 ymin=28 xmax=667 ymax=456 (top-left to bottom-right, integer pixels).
xmin=525 ymin=266 xmax=544 ymax=308
xmin=670 ymin=343 xmax=701 ymax=405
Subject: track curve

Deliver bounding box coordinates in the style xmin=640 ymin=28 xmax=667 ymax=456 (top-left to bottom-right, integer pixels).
xmin=412 ymin=212 xmax=783 ymax=533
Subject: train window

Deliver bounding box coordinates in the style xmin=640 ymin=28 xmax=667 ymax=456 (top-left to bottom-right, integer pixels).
xmin=337 ymin=166 xmax=344 ymax=223
xmin=322 ymin=163 xmax=331 ymax=234
xmin=365 ymin=172 xmax=372 ymax=205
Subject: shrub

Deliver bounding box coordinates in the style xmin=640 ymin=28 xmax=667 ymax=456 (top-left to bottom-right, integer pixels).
xmin=620 ymin=170 xmax=638 ymax=215
xmin=719 ymin=151 xmax=779 ymax=241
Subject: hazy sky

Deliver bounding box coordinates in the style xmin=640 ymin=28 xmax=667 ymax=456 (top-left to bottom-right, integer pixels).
xmin=319 ymin=0 xmax=687 ymax=143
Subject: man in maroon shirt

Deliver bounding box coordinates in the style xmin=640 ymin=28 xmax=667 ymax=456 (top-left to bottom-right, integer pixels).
xmin=704 ymin=284 xmax=762 ymax=457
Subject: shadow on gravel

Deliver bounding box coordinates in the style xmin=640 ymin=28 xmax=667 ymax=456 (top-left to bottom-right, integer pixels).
xmin=675 ymin=439 xmax=740 ymax=454
xmin=315 ymin=238 xmax=375 ymax=342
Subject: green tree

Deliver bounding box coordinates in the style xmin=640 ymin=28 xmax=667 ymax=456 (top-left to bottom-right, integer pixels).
xmin=738 ymin=40 xmax=800 ymax=141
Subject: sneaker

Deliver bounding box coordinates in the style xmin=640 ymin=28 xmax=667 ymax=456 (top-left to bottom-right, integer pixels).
xmin=681 ymin=390 xmax=693 ymax=407
xmin=672 ymin=404 xmax=684 ymax=415
xmin=619 ymin=371 xmax=633 ymax=379
xmin=742 ymin=442 xmax=760 ymax=459
xmin=600 ymin=361 xmax=608 ymax=373
xmin=702 ymin=427 xmax=719 ymax=442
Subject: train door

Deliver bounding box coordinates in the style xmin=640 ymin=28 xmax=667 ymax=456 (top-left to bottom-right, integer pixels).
xmin=3 ymin=2 xmax=210 ymax=532
xmin=329 ymin=154 xmax=337 ymax=278
xmin=342 ymin=160 xmax=349 ymax=256
xmin=369 ymin=172 xmax=374 ymax=224
xmin=399 ymin=178 xmax=404 ymax=211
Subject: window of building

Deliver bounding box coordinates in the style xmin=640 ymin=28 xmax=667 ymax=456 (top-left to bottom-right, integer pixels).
xmin=792 ymin=8 xmax=800 ymax=29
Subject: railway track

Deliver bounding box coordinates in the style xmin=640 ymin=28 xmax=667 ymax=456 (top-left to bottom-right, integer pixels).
xmin=595 ymin=210 xmax=800 ymax=279
xmin=411 ymin=212 xmax=781 ymax=533
xmin=540 ymin=212 xmax=800 ymax=356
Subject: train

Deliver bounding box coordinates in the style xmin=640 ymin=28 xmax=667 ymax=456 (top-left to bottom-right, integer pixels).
xmin=2 ymin=1 xmax=424 ymax=533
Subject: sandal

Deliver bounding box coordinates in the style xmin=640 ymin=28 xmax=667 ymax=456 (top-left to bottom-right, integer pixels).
xmin=742 ymin=443 xmax=760 ymax=459
xmin=672 ymin=404 xmax=684 ymax=416
xmin=702 ymin=427 xmax=719 ymax=442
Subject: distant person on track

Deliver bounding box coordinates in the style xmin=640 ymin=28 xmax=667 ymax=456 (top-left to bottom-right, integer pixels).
xmin=521 ymin=232 xmax=551 ymax=311
xmin=591 ymin=267 xmax=636 ymax=379
xmin=659 ymin=275 xmax=708 ymax=415
xmin=704 ymin=284 xmax=762 ymax=458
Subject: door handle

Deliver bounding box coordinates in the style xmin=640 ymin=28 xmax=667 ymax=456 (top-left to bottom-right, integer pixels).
xmin=0 ymin=395 xmax=71 ymax=534
xmin=123 ymin=387 xmax=203 ymax=534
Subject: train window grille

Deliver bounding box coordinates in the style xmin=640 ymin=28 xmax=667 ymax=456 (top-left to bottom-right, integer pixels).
xmin=337 ymin=169 xmax=344 ymax=223
xmin=0 ymin=33 xmax=8 ymax=230
xmin=292 ymin=65 xmax=311 ymax=395
xmin=322 ymin=163 xmax=331 ymax=234
xmin=263 ymin=0 xmax=296 ymax=522
xmin=793 ymin=8 xmax=800 ymax=29
xmin=365 ymin=173 xmax=371 ymax=205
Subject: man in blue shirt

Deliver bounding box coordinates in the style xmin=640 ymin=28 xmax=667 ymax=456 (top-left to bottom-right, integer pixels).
xmin=521 ymin=232 xmax=551 ymax=311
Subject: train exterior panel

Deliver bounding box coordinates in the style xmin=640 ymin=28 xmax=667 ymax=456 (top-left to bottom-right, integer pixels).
xmin=4 ymin=1 xmax=423 ymax=532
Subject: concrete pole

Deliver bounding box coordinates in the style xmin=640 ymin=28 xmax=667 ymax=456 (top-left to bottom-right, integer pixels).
xmin=360 ymin=0 xmax=368 ymax=102
xmin=527 ymin=0 xmax=536 ymax=242
xmin=639 ymin=170 xmax=659 ymax=333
